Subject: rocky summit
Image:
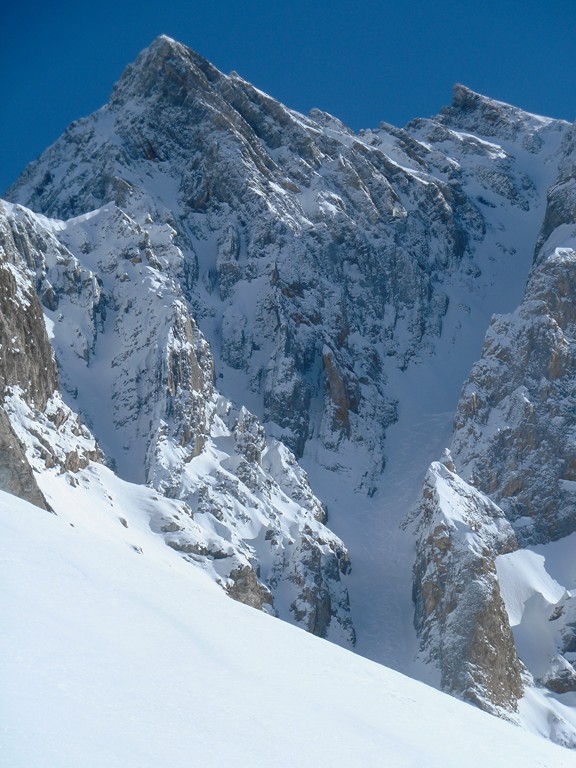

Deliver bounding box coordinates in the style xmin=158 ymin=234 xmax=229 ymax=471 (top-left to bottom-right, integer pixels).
xmin=4 ymin=34 xmax=576 ymax=748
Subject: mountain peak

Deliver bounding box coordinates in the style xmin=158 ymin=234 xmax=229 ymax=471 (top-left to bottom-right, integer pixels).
xmin=150 ymin=33 xmax=180 ymax=49
xmin=443 ymin=82 xmax=521 ymax=120
xmin=450 ymin=83 xmax=493 ymax=112
xmin=437 ymin=82 xmax=561 ymax=137
xmin=110 ymin=35 xmax=224 ymax=107
xmin=141 ymin=34 xmax=208 ymax=65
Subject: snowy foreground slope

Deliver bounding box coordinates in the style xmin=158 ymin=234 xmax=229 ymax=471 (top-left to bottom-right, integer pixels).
xmin=1 ymin=488 xmax=573 ymax=768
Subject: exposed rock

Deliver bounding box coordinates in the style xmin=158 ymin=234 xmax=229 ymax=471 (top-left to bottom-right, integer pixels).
xmin=226 ymin=565 xmax=273 ymax=610
xmin=451 ymin=238 xmax=576 ymax=545
xmin=150 ymin=397 xmax=355 ymax=642
xmin=535 ymin=593 xmax=576 ymax=694
xmin=0 ymin=409 xmax=49 ymax=509
xmin=411 ymin=461 xmax=523 ymax=713
xmin=437 ymin=83 xmax=558 ymax=142
xmin=0 ymin=203 xmax=64 ymax=508
xmin=3 ymin=389 xmax=101 ymax=482
xmin=233 ymin=406 xmax=266 ymax=466
xmin=0 ymin=195 xmax=355 ymax=641
xmin=283 ymin=525 xmax=353 ymax=641
xmin=6 ymin=36 xmax=576 ymax=735
xmin=542 ymin=654 xmax=576 ymax=695
xmin=10 ymin=41 xmax=561 ymax=490
xmin=0 ymin=204 xmax=58 ymax=409
xmin=322 ymin=347 xmax=359 ymax=438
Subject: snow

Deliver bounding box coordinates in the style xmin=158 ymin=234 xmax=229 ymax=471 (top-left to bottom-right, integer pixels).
xmin=496 ymin=537 xmax=576 ymax=741
xmin=497 ymin=550 xmax=565 ymax=627
xmin=1 ymin=487 xmax=573 ymax=768
xmin=4 ymin=49 xmax=576 ymax=754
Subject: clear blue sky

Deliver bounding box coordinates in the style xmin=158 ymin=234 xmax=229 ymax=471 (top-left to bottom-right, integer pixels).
xmin=2 ymin=0 xmax=575 ymax=194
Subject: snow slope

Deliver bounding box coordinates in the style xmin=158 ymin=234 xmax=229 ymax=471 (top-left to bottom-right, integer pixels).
xmin=1 ymin=486 xmax=573 ymax=768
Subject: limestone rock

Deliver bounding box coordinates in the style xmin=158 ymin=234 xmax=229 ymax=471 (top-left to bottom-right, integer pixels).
xmin=412 ymin=461 xmax=523 ymax=713
xmin=0 ymin=204 xmax=58 ymax=409
xmin=11 ymin=39 xmax=555 ymax=490
xmin=0 ymin=409 xmax=49 ymax=509
xmin=6 ymin=36 xmax=576 ymax=734
xmin=451 ymin=234 xmax=576 ymax=545
xmin=226 ymin=566 xmax=273 ymax=611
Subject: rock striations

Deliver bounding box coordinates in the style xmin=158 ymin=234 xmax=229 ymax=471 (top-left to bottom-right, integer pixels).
xmin=13 ymin=36 xmax=564 ymax=490
xmin=451 ymin=243 xmax=576 ymax=546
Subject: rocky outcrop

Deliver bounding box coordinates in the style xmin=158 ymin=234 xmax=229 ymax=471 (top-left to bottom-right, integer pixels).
xmin=0 ymin=204 xmax=58 ymax=408
xmin=437 ymin=84 xmax=556 ymax=142
xmin=0 ymin=199 xmax=354 ymax=642
xmin=0 ymin=203 xmax=65 ymax=508
xmin=451 ymin=228 xmax=576 ymax=546
xmin=411 ymin=459 xmax=523 ymax=714
xmin=226 ymin=565 xmax=274 ymax=610
xmin=448 ymin=116 xmax=576 ymax=544
xmin=0 ymin=409 xmax=49 ymax=509
xmin=152 ymin=397 xmax=355 ymax=642
xmin=544 ymin=595 xmax=576 ymax=693
xmin=3 ymin=388 xmax=101 ymax=482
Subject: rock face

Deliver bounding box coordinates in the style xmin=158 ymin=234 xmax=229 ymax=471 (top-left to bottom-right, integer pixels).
xmin=0 ymin=203 xmax=63 ymax=509
xmin=0 ymin=410 xmax=48 ymax=509
xmin=451 ymin=248 xmax=576 ymax=545
xmin=427 ymin=115 xmax=576 ymax=732
xmin=543 ymin=595 xmax=576 ymax=694
xmin=150 ymin=395 xmax=354 ymax=642
xmin=0 ymin=205 xmax=59 ymax=408
xmin=451 ymin=165 xmax=576 ymax=546
xmin=411 ymin=459 xmax=523 ymax=714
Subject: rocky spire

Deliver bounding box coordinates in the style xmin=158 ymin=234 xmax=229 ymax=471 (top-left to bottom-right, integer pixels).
xmin=110 ymin=35 xmax=224 ymax=108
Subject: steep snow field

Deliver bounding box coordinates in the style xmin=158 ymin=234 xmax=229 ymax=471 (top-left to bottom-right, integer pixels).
xmin=1 ymin=486 xmax=574 ymax=768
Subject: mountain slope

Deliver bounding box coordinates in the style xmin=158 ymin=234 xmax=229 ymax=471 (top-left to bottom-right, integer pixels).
xmin=2 ymin=489 xmax=573 ymax=768
xmin=0 ymin=198 xmax=354 ymax=641
xmin=4 ymin=34 xmax=576 ymax=748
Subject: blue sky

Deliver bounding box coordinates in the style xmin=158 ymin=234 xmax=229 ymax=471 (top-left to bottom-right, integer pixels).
xmin=2 ymin=0 xmax=575 ymax=193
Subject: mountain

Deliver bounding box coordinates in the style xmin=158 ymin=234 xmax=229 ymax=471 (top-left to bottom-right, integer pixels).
xmin=4 ymin=34 xmax=576 ymax=754
xmin=0 ymin=198 xmax=354 ymax=642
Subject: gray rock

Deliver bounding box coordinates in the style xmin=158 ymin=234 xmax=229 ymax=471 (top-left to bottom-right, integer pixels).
xmin=0 ymin=410 xmax=49 ymax=510
xmin=0 ymin=203 xmax=63 ymax=509
xmin=411 ymin=461 xmax=523 ymax=714
xmin=451 ymin=230 xmax=576 ymax=545
xmin=0 ymin=206 xmax=58 ymax=409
